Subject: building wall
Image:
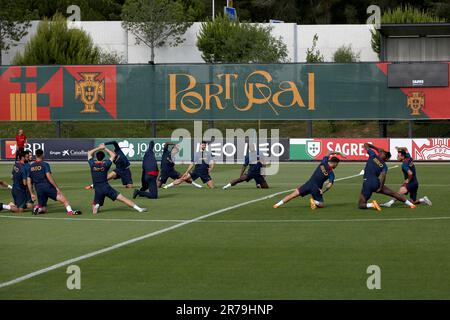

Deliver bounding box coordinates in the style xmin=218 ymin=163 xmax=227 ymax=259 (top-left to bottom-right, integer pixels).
xmin=1 ymin=21 xmax=379 ymax=65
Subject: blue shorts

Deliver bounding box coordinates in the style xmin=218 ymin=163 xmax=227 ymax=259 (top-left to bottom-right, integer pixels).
xmin=114 ymin=168 xmax=133 ymax=185
xmin=297 ymin=182 xmax=323 ymax=203
xmin=246 ymin=172 xmax=267 ymax=186
xmin=35 ymin=184 xmax=58 ymax=207
xmin=405 ymin=181 xmax=419 ymax=201
xmin=190 ymin=170 xmax=211 ymax=183
xmin=12 ymin=188 xmax=28 ymax=209
xmin=94 ymin=183 xmax=119 ymax=206
xmin=361 ymin=179 xmax=380 ymax=201
xmin=158 ymin=170 xmax=181 ymax=184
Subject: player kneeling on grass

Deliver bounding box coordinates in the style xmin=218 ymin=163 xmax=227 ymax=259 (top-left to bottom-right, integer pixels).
xmin=164 ymin=141 xmax=213 ymax=189
xmin=223 ymin=146 xmax=268 ymax=189
xmin=27 ymin=149 xmax=81 ymax=215
xmin=358 ymin=143 xmax=416 ymax=211
xmin=273 ymin=151 xmax=346 ymax=210
xmin=7 ymin=151 xmax=33 ymax=213
xmin=133 ymin=140 xmax=158 ymax=199
xmin=88 ymin=144 xmax=147 ymax=214
xmin=381 ymin=147 xmax=431 ymax=208
xmin=157 ymin=142 xmax=182 ymax=188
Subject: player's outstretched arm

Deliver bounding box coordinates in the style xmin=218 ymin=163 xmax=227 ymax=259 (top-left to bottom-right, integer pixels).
xmin=104 ymin=147 xmax=117 ymax=162
xmin=396 ymin=146 xmax=410 ymax=153
xmin=183 ymin=163 xmax=194 ymax=176
xmin=325 ymin=150 xmax=347 ymax=158
xmin=208 ymin=160 xmax=215 ymax=174
xmin=104 ymin=141 xmax=120 ymax=151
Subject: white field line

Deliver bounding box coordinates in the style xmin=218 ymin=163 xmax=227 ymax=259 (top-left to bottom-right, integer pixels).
xmin=0 ymin=167 xmax=396 ymax=289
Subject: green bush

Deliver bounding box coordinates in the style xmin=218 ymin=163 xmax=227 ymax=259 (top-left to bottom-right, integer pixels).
xmin=13 ymin=14 xmax=100 ymax=65
xmin=305 ymin=34 xmax=324 ymax=63
xmin=333 ymin=45 xmax=360 ymax=63
xmin=197 ymin=14 xmax=288 ymax=63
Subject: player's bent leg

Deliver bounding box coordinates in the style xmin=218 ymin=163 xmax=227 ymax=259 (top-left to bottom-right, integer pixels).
xmin=56 ymin=192 xmax=82 ymax=215
xmin=259 ymin=181 xmax=269 ymax=189
xmin=379 ymin=185 xmax=415 ymax=208
xmin=107 ymin=171 xmax=117 ymax=181
xmin=274 ymin=189 xmax=300 ymax=208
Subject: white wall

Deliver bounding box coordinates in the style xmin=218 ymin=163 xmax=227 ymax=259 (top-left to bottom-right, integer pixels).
xmin=1 ymin=21 xmax=378 ymax=65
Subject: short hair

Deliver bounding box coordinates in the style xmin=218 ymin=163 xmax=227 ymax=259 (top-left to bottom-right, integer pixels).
xmin=24 ymin=150 xmax=31 ymax=155
xmin=201 ymin=140 xmax=207 ymax=144
xmin=35 ymin=149 xmax=44 ymax=157
xmin=329 ymin=156 xmax=340 ymax=164
xmin=17 ymin=151 xmax=26 ymax=159
xmin=96 ymin=151 xmax=105 ymax=161
xmin=398 ymin=150 xmax=407 ymax=157
xmin=385 ymin=151 xmax=392 ymax=160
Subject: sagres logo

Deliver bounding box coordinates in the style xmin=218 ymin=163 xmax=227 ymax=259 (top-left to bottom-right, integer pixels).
xmin=307 ymin=141 xmax=321 ymax=157
xmin=75 ymin=73 xmax=105 ymax=113
xmin=118 ymin=140 xmax=135 ymax=157
xmin=407 ymin=92 xmax=425 ymax=116
xmin=169 ymin=70 xmax=315 ymax=115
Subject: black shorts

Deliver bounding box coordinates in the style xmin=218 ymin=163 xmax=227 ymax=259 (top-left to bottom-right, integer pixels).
xmin=297 ymin=182 xmax=323 ymax=203
xmin=35 ymin=184 xmax=58 ymax=207
xmin=93 ymin=183 xmax=119 ymax=206
xmin=158 ymin=170 xmax=181 ymax=184
xmin=114 ymin=168 xmax=133 ymax=185
xmin=12 ymin=188 xmax=27 ymax=209
xmin=245 ymin=172 xmax=267 ymax=186
xmin=361 ymin=179 xmax=380 ymax=202
xmin=405 ymin=181 xmax=419 ymax=201
xmin=190 ymin=170 xmax=211 ymax=183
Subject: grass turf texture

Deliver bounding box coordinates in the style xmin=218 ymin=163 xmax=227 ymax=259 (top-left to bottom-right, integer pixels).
xmin=0 ymin=162 xmax=449 ymax=299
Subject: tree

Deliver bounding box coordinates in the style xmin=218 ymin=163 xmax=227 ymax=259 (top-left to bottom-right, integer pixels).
xmin=333 ymin=44 xmax=360 ymax=62
xmin=0 ymin=0 xmax=35 ymax=65
xmin=13 ymin=14 xmax=101 ymax=65
xmin=305 ymin=34 xmax=324 ymax=63
xmin=121 ymin=0 xmax=193 ymax=63
xmin=196 ymin=14 xmax=288 ymax=63
xmin=370 ymin=4 xmax=446 ymax=58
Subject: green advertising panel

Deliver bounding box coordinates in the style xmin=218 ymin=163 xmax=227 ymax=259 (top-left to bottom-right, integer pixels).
xmin=1 ymin=63 xmax=449 ymax=121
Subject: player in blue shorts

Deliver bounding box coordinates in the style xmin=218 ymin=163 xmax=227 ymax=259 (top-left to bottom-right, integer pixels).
xmin=358 ymin=143 xmax=416 ymax=211
xmin=27 ymin=149 xmax=81 ymax=215
xmin=164 ymin=141 xmax=213 ymax=189
xmin=381 ymin=147 xmax=432 ymax=208
xmin=223 ymin=147 xmax=269 ymax=189
xmin=88 ymin=144 xmax=147 ymax=214
xmin=156 ymin=142 xmax=182 ymax=188
xmin=9 ymin=151 xmax=33 ymax=213
xmin=133 ymin=140 xmax=159 ymax=199
xmin=85 ymin=141 xmax=133 ymax=189
xmin=273 ymin=150 xmax=346 ymax=209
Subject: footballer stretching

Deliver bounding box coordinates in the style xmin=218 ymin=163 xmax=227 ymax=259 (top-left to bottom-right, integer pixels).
xmin=273 ymin=151 xmax=346 ymax=210
xmin=358 ymin=143 xmax=416 ymax=211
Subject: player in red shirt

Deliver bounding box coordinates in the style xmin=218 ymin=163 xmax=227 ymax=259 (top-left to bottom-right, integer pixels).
xmin=15 ymin=129 xmax=27 ymax=161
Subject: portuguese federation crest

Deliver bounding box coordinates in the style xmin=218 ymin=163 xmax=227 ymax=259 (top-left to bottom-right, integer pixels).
xmin=407 ymin=92 xmax=425 ymax=116
xmin=307 ymin=141 xmax=321 ymax=158
xmin=75 ymin=72 xmax=105 ymax=113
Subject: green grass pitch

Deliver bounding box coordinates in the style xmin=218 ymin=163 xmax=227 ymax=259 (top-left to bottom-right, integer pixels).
xmin=0 ymin=162 xmax=449 ymax=299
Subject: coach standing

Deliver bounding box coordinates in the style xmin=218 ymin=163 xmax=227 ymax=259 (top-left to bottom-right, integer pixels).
xmin=15 ymin=129 xmax=27 ymax=161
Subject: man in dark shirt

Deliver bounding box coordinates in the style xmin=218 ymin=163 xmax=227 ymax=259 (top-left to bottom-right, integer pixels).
xmin=164 ymin=141 xmax=214 ymax=189
xmin=133 ymin=140 xmax=158 ymax=199
xmin=88 ymin=144 xmax=147 ymax=214
xmin=27 ymin=149 xmax=81 ymax=215
xmin=223 ymin=146 xmax=269 ymax=189
xmin=9 ymin=151 xmax=32 ymax=212
xmin=273 ymin=150 xmax=345 ymax=210
xmin=15 ymin=129 xmax=27 ymax=161
xmin=85 ymin=140 xmax=133 ymax=189
xmin=381 ymin=147 xmax=432 ymax=207
xmin=358 ymin=143 xmax=416 ymax=211
xmin=157 ymin=142 xmax=182 ymax=188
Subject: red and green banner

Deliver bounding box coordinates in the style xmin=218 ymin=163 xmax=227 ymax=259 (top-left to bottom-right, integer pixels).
xmin=1 ymin=63 xmax=449 ymax=121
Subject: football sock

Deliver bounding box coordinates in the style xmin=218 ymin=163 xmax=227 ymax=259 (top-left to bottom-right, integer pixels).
xmin=165 ymin=182 xmax=174 ymax=188
xmin=65 ymin=205 xmax=73 ymax=213
xmin=2 ymin=203 xmax=11 ymax=210
xmin=192 ymin=181 xmax=203 ymax=188
xmin=133 ymin=205 xmax=145 ymax=212
xmin=314 ymin=200 xmax=320 ymax=205
xmin=404 ymin=200 xmax=413 ymax=206
xmin=419 ymin=198 xmax=425 ymax=203
xmin=366 ymin=203 xmax=374 ymax=208
xmin=275 ymin=200 xmax=284 ymax=207
xmin=223 ymin=183 xmax=231 ymax=189
xmin=382 ymin=199 xmax=395 ymax=207
xmin=7 ymin=185 xmax=12 ymax=189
